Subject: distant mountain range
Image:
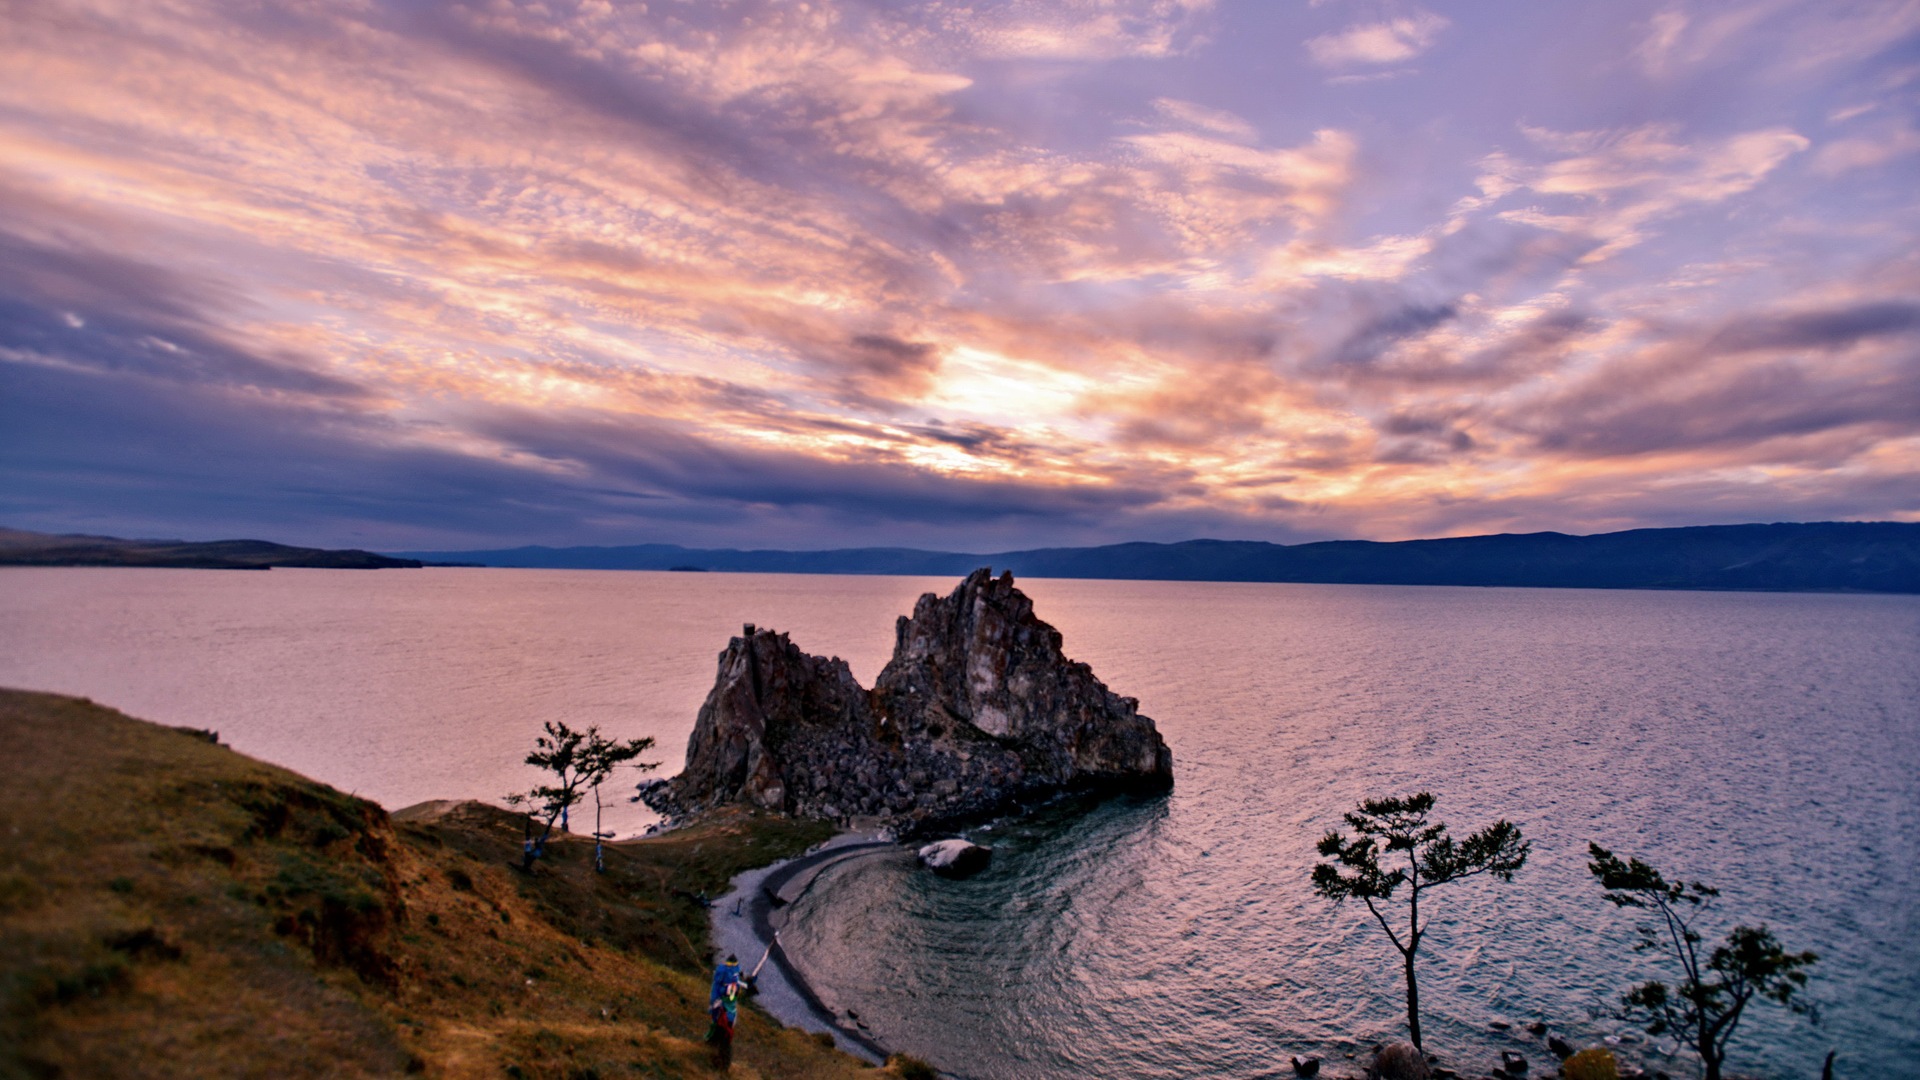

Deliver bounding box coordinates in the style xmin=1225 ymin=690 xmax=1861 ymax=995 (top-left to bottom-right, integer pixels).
xmin=7 ymin=522 xmax=1914 ymax=591
xmin=395 ymin=521 xmax=1920 ymax=593
xmin=0 ymin=528 xmax=421 ymax=570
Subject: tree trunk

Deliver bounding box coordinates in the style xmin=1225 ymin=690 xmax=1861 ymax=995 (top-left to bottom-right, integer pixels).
xmin=1404 ymin=951 xmax=1422 ymax=1050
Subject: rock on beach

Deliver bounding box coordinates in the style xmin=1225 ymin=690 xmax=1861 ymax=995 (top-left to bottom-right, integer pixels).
xmin=917 ymin=839 xmax=991 ymax=877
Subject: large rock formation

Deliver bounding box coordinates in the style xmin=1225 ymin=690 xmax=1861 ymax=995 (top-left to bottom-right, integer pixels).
xmin=648 ymin=568 xmax=1173 ymax=832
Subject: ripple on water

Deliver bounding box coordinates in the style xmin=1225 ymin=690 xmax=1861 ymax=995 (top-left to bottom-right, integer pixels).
xmin=780 ymin=582 xmax=1920 ymax=1080
xmin=1 ymin=571 xmax=1914 ymax=1079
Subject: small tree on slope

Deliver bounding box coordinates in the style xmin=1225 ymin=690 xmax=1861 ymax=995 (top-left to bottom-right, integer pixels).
xmin=509 ymin=720 xmax=656 ymax=867
xmin=1587 ymin=843 xmax=1817 ymax=1080
xmin=1311 ymin=791 xmax=1529 ymax=1051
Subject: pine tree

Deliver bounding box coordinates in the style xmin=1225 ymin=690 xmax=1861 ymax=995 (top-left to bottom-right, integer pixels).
xmin=509 ymin=720 xmax=656 ymax=868
xmin=1311 ymin=792 xmax=1529 ymax=1050
xmin=1588 ymin=843 xmax=1817 ymax=1080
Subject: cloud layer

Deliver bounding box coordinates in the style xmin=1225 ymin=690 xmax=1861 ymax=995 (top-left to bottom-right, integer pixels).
xmin=2 ymin=0 xmax=1916 ymax=549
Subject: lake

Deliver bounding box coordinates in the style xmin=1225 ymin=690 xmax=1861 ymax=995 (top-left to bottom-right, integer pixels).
xmin=2 ymin=567 xmax=1914 ymax=1078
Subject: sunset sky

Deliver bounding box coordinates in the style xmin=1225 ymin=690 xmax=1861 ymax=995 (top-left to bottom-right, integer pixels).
xmin=3 ymin=0 xmax=1918 ymax=552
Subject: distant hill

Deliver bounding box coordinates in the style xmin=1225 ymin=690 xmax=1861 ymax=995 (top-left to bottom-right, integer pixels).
xmin=395 ymin=521 xmax=1920 ymax=593
xmin=0 ymin=527 xmax=422 ymax=570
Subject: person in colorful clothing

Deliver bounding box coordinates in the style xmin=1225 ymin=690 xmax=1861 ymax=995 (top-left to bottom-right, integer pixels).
xmin=707 ymin=953 xmax=744 ymax=1070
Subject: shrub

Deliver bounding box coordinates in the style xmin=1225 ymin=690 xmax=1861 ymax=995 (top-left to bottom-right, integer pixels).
xmin=889 ymin=1053 xmax=938 ymax=1080
xmin=1561 ymin=1048 xmax=1617 ymax=1080
xmin=309 ymin=820 xmax=351 ymax=848
xmin=43 ymin=959 xmax=129 ymax=1004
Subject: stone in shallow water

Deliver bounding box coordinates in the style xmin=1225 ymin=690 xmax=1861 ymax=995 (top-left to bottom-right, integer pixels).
xmin=917 ymin=839 xmax=992 ymax=878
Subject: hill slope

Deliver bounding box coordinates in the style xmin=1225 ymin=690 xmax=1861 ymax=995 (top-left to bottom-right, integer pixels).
xmin=0 ymin=690 xmax=881 ymax=1079
xmin=0 ymin=527 xmax=420 ymax=569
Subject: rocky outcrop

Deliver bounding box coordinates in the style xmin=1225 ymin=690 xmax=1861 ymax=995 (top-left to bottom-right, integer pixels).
xmin=671 ymin=626 xmax=873 ymax=816
xmin=648 ymin=569 xmax=1173 ymax=832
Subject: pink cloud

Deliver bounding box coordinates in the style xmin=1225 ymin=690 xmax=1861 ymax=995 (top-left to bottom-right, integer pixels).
xmin=1306 ymin=12 xmax=1448 ymax=67
xmin=1 ymin=0 xmax=1915 ymax=549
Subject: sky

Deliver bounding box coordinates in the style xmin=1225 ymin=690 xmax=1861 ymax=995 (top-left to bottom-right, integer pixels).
xmin=2 ymin=0 xmax=1918 ymax=553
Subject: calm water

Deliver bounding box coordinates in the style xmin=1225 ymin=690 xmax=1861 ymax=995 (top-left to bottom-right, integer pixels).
xmin=2 ymin=568 xmax=1916 ymax=1078
xmin=0 ymin=567 xmax=950 ymax=838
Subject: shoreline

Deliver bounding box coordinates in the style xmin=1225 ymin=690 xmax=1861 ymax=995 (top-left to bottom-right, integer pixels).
xmin=709 ymin=831 xmax=907 ymax=1065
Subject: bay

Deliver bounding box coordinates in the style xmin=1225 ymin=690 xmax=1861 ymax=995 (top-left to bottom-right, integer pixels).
xmin=2 ymin=567 xmax=1914 ymax=1077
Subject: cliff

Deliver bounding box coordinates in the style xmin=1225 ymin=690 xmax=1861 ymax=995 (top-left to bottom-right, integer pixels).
xmin=651 ymin=568 xmax=1174 ymax=831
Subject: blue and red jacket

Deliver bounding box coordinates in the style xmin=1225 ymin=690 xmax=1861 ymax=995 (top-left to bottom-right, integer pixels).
xmin=710 ymin=962 xmax=742 ymax=1027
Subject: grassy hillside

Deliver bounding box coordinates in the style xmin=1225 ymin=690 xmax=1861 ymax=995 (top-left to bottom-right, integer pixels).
xmin=0 ymin=689 xmax=884 ymax=1079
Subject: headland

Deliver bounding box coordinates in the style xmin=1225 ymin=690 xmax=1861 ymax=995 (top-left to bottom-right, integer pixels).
xmin=0 ymin=688 xmax=893 ymax=1079
xmin=0 ymin=526 xmax=422 ymax=570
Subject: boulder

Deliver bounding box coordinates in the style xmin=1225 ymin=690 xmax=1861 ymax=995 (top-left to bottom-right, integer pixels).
xmin=917 ymin=839 xmax=992 ymax=877
xmin=1369 ymin=1042 xmax=1431 ymax=1080
xmin=644 ymin=569 xmax=1174 ymax=833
